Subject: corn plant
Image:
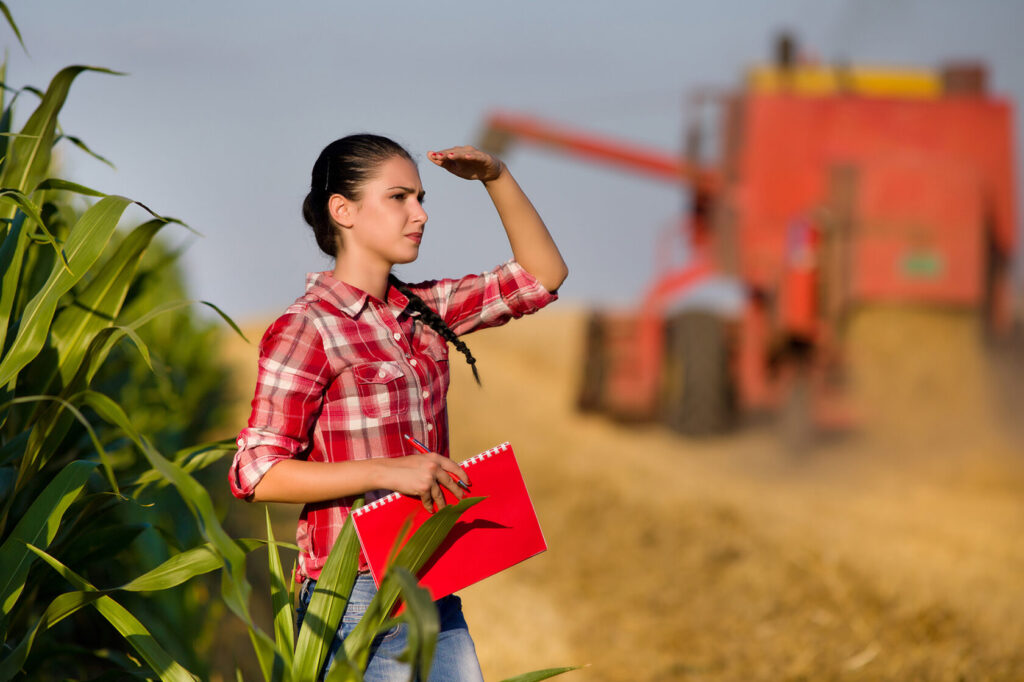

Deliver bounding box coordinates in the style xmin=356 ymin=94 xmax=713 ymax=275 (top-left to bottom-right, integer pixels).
xmin=0 ymin=8 xmax=253 ymax=677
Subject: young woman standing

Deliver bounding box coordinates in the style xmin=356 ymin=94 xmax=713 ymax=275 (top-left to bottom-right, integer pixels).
xmin=229 ymin=134 xmax=567 ymax=680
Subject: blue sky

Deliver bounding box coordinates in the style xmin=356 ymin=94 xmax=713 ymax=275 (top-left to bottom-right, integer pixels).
xmin=5 ymin=1 xmax=1023 ymax=318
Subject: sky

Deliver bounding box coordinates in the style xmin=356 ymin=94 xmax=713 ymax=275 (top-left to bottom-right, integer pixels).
xmin=4 ymin=1 xmax=1023 ymax=320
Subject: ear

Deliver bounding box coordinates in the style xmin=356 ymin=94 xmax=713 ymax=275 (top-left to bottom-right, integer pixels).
xmin=328 ymin=193 xmax=357 ymax=229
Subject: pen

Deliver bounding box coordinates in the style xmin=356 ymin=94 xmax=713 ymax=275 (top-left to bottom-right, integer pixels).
xmin=403 ymin=433 xmax=472 ymax=492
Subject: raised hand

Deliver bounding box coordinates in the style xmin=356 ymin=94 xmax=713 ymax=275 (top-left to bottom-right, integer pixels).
xmin=427 ymin=145 xmax=504 ymax=182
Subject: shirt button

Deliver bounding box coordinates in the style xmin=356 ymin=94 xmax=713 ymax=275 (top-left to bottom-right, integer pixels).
xmin=393 ymin=332 xmax=401 ymax=341
xmin=422 ymin=390 xmax=429 ymax=399
xmin=378 ymin=370 xmax=386 ymax=378
xmin=409 ymin=358 xmax=418 ymax=367
xmin=426 ymin=423 xmax=434 ymax=431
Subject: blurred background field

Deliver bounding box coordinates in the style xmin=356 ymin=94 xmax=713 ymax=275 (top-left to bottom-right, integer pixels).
xmin=220 ymin=307 xmax=1024 ymax=681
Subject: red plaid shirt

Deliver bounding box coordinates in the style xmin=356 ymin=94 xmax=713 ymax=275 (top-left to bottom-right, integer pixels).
xmin=229 ymin=260 xmax=557 ymax=580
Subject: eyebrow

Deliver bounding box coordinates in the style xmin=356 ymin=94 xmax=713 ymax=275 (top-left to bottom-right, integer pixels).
xmin=387 ymin=185 xmax=426 ymax=199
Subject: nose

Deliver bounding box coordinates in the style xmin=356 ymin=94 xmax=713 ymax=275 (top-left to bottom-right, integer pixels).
xmin=411 ymin=198 xmax=427 ymax=224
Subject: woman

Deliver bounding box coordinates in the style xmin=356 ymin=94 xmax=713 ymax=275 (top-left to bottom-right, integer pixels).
xmin=228 ymin=133 xmax=567 ymax=680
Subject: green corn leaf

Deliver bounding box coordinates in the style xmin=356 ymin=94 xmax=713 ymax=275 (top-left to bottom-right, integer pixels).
xmin=124 ymin=543 xmax=222 ymax=593
xmin=49 ymin=218 xmax=165 ymax=386
xmin=0 ymin=210 xmax=28 ymax=348
xmin=75 ymin=389 xmax=281 ymax=680
xmin=321 ymin=659 xmax=361 ymax=682
xmin=0 ymin=433 xmax=28 ymax=467
xmin=119 ymin=298 xmax=249 ymax=344
xmin=0 ymin=195 xmax=133 ymax=389
xmin=57 ymin=133 xmax=115 ymax=168
xmin=200 ymin=299 xmax=249 ymax=342
xmin=75 ymin=391 xmax=247 ymax=583
xmin=35 ymin=176 xmax=108 ymax=197
xmin=0 ymin=2 xmax=26 ymax=54
xmin=1 ymin=587 xmax=201 ymax=680
xmin=15 ymin=324 xmax=151 ymax=492
xmin=499 ymin=667 xmax=582 ymax=682
xmin=24 ymin=544 xmax=198 ymax=682
xmin=0 ymin=188 xmax=68 ymax=270
xmin=0 ymin=459 xmax=95 ymax=617
xmin=128 ymin=439 xmax=236 ymax=492
xmin=0 ymin=66 xmax=120 ymax=207
xmin=3 ymin=393 xmax=117 ymax=499
xmin=118 ymin=538 xmax=264 ymax=593
xmin=293 ymin=507 xmax=361 ymax=681
xmin=387 ymin=567 xmax=439 ymax=682
xmin=17 ymin=294 xmax=217 ymax=493
xmin=391 ymin=497 xmax=483 ymax=579
xmin=74 ymin=323 xmax=153 ymax=385
xmin=0 ymin=590 xmax=104 ymax=681
xmin=266 ymin=508 xmax=296 ymax=667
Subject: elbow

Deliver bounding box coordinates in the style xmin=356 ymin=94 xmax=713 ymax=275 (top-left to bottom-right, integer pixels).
xmin=543 ymin=263 xmax=569 ymax=294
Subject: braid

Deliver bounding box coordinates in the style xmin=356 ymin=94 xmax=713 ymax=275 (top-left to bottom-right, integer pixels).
xmin=393 ymin=280 xmax=481 ymax=386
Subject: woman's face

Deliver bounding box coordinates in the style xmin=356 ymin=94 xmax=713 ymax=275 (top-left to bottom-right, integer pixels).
xmin=340 ymin=155 xmax=427 ymax=268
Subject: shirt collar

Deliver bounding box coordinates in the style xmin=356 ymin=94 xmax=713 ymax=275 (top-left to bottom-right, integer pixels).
xmin=304 ymin=271 xmax=412 ymax=318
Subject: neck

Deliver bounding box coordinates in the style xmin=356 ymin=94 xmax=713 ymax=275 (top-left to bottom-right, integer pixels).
xmin=332 ymin=251 xmax=392 ymax=301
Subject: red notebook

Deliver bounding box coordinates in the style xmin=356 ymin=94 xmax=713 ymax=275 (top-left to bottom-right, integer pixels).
xmin=350 ymin=442 xmax=546 ymax=601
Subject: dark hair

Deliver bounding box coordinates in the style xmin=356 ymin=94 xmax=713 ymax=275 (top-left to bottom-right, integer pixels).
xmin=302 ymin=133 xmax=481 ymax=384
xmin=302 ymin=133 xmax=413 ymax=258
xmin=392 ymin=280 xmax=480 ymax=385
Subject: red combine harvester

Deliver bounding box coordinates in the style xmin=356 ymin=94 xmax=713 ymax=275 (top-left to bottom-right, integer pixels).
xmin=480 ymin=39 xmax=1018 ymax=438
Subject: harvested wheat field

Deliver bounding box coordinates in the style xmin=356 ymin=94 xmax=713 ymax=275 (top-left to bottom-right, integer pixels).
xmin=223 ymin=306 xmax=1024 ymax=681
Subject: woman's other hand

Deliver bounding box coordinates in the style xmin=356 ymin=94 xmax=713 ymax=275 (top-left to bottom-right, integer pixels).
xmin=385 ymin=452 xmax=470 ymax=512
xmin=428 ymin=145 xmax=504 ymax=183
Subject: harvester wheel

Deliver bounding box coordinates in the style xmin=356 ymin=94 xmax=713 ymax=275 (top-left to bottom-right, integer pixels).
xmin=660 ymin=311 xmax=735 ymax=435
xmin=576 ymin=311 xmax=607 ymax=412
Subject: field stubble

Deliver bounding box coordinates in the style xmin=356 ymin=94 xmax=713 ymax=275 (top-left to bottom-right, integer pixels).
xmin=223 ymin=305 xmax=1024 ymax=681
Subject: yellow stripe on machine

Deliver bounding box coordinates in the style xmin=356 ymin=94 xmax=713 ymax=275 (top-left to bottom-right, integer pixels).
xmin=748 ymin=65 xmax=943 ymax=98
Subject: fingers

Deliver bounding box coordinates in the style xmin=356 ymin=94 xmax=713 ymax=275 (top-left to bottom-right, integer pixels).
xmin=421 ymin=481 xmax=445 ymax=513
xmin=427 ymin=144 xmax=479 ymax=161
xmin=427 ymin=459 xmax=471 ymax=511
xmin=426 ymin=145 xmax=503 ymax=181
xmin=438 ymin=457 xmax=471 ymax=492
xmin=403 ymin=452 xmax=471 ymax=513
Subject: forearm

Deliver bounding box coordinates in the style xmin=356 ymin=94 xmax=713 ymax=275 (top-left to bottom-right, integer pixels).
xmin=249 ymin=452 xmax=470 ymax=509
xmin=250 ymin=458 xmax=389 ymax=504
xmin=483 ymin=165 xmax=568 ymax=292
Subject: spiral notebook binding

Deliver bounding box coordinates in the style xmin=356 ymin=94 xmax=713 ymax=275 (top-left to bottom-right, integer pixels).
xmin=350 ymin=442 xmax=511 ymax=517
xmin=459 ymin=441 xmax=511 ymax=468
xmin=352 ymin=491 xmax=401 ymax=517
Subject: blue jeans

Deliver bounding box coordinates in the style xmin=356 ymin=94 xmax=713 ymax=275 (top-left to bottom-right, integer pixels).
xmin=295 ymin=573 xmax=484 ymax=682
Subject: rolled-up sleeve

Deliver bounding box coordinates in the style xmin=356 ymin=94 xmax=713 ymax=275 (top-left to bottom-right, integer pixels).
xmin=228 ymin=310 xmax=332 ymax=500
xmin=416 ymin=260 xmax=558 ymax=336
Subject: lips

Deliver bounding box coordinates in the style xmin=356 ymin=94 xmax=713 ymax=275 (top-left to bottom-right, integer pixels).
xmin=405 ymin=233 xmax=423 ymax=244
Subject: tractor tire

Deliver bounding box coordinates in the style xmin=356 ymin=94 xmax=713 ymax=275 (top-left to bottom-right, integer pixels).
xmin=660 ymin=310 xmax=736 ymax=436
xmin=576 ymin=311 xmax=607 ymax=412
